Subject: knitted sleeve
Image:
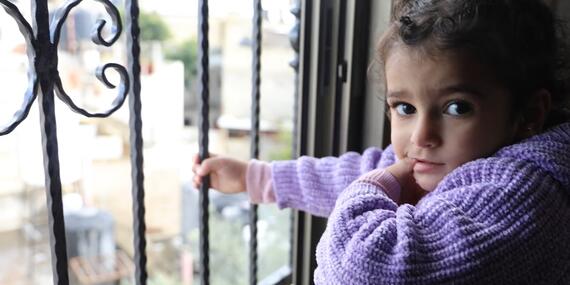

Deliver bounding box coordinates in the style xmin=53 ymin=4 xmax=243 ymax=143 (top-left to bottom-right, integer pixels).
xmin=246 ymin=159 xmax=275 ymax=204
xmin=270 ymin=146 xmax=396 ymax=217
xmin=314 ymin=157 xmax=570 ymax=284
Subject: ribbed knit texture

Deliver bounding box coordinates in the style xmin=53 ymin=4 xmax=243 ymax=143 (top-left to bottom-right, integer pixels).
xmin=358 ymin=169 xmax=402 ymax=203
xmin=246 ymin=159 xmax=275 ymax=203
xmin=271 ymin=123 xmax=570 ymax=284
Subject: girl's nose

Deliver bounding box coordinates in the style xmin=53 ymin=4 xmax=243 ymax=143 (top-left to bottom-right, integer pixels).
xmin=410 ymin=117 xmax=441 ymax=148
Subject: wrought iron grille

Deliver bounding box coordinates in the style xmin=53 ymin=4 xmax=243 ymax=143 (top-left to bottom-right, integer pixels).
xmin=0 ymin=0 xmax=290 ymax=284
xmin=0 ymin=0 xmax=143 ymax=284
xmin=196 ymin=0 xmax=267 ymax=284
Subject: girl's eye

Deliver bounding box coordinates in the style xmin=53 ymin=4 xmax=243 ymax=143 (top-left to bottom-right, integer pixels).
xmin=445 ymin=101 xmax=473 ymax=116
xmin=394 ymin=103 xmax=416 ymax=115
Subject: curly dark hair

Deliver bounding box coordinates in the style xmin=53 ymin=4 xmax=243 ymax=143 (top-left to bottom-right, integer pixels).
xmin=376 ymin=0 xmax=570 ymax=128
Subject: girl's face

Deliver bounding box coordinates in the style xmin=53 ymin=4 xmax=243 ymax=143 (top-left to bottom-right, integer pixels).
xmin=385 ymin=47 xmax=518 ymax=191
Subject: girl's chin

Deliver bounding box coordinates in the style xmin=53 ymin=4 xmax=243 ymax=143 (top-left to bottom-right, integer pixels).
xmin=413 ymin=174 xmax=440 ymax=192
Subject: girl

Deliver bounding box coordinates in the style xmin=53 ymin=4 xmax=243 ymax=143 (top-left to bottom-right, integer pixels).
xmin=193 ymin=0 xmax=570 ymax=283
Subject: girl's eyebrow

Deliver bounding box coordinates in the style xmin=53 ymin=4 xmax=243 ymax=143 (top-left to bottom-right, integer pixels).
xmin=386 ymin=90 xmax=408 ymax=99
xmin=386 ymin=84 xmax=486 ymax=99
xmin=439 ymin=84 xmax=485 ymax=97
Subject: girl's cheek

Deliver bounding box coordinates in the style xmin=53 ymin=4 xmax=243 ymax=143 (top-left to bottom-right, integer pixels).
xmin=393 ymin=147 xmax=405 ymax=161
xmin=392 ymin=140 xmax=408 ymax=161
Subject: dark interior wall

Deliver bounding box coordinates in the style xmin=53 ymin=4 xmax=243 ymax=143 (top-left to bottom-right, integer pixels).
xmin=557 ymin=1 xmax=570 ymax=20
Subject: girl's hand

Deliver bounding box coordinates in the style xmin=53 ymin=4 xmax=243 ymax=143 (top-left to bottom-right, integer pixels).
xmin=385 ymin=158 xmax=428 ymax=205
xmin=192 ymin=154 xmax=248 ymax=194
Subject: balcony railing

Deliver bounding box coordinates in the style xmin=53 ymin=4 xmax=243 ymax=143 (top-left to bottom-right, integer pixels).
xmin=0 ymin=0 xmax=298 ymax=284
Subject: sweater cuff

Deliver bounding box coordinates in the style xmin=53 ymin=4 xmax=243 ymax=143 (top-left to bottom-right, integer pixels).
xmin=246 ymin=159 xmax=276 ymax=204
xmin=357 ymin=169 xmax=401 ymax=203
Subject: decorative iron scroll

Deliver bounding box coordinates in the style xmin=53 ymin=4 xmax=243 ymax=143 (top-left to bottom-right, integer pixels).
xmin=0 ymin=0 xmax=133 ymax=284
xmin=0 ymin=0 xmax=129 ymax=132
xmin=0 ymin=0 xmax=37 ymax=136
xmin=50 ymin=0 xmax=129 ymax=118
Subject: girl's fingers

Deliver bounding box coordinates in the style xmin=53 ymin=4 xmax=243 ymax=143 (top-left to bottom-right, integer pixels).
xmin=404 ymin=158 xmax=415 ymax=171
xmin=192 ymin=154 xmax=201 ymax=175
xmin=192 ymin=161 xmax=202 ymax=174
xmin=193 ymin=175 xmax=202 ymax=188
xmin=192 ymin=153 xmax=220 ymax=172
xmin=195 ymin=153 xmax=217 ymax=161
xmin=197 ymin=157 xmax=224 ymax=176
xmin=196 ymin=162 xmax=208 ymax=176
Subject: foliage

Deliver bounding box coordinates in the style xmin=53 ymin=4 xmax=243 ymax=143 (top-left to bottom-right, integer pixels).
xmin=147 ymin=273 xmax=182 ymax=285
xmin=267 ymin=129 xmax=293 ymax=161
xmin=139 ymin=10 xmax=171 ymax=42
xmin=188 ymin=207 xmax=248 ymax=285
xmin=165 ymin=39 xmax=198 ymax=87
xmin=186 ymin=205 xmax=291 ymax=285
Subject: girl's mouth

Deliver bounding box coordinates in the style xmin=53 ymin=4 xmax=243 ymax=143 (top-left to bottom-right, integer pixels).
xmin=412 ymin=158 xmax=444 ymax=173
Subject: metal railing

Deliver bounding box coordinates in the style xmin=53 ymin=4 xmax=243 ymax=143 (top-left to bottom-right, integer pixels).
xmin=196 ymin=0 xmax=269 ymax=284
xmin=0 ymin=0 xmax=295 ymax=284
xmin=249 ymin=0 xmax=262 ymax=284
xmin=197 ymin=0 xmax=211 ymax=283
xmin=0 ymin=0 xmax=144 ymax=284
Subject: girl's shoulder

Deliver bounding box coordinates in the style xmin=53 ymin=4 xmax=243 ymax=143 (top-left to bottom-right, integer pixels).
xmin=495 ymin=122 xmax=570 ymax=186
xmin=437 ymin=122 xmax=570 ymax=194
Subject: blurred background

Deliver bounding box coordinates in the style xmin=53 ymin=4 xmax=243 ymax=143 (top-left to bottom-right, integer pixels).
xmin=0 ymin=0 xmax=296 ymax=284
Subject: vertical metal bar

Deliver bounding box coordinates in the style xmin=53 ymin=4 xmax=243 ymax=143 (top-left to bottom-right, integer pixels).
xmin=249 ymin=0 xmax=262 ymax=284
xmin=289 ymin=0 xmax=301 ymax=269
xmin=346 ymin=0 xmax=371 ymax=151
xmin=125 ymin=0 xmax=148 ymax=283
xmin=332 ymin=0 xmax=347 ymax=156
xmin=292 ymin=0 xmax=315 ymax=283
xmin=198 ymin=0 xmax=211 ymax=284
xmin=32 ymin=0 xmax=69 ymax=283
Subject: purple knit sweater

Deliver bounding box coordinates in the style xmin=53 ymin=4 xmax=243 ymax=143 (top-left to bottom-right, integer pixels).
xmin=270 ymin=123 xmax=570 ymax=284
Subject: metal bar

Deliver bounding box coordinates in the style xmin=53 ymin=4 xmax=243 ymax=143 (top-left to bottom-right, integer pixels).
xmin=293 ymin=0 xmax=313 ymax=283
xmin=33 ymin=0 xmax=69 ymax=283
xmin=346 ymin=0 xmax=371 ymax=151
xmin=198 ymin=0 xmax=211 ymax=284
xmin=289 ymin=0 xmax=301 ymax=271
xmin=332 ymin=0 xmax=347 ymax=156
xmin=125 ymin=0 xmax=148 ymax=283
xmin=249 ymin=0 xmax=262 ymax=284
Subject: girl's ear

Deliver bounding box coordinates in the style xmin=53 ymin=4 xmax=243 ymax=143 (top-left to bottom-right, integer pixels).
xmin=515 ymin=89 xmax=552 ymax=138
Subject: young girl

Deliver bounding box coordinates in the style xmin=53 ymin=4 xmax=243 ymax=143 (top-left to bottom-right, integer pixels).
xmin=193 ymin=0 xmax=570 ymax=283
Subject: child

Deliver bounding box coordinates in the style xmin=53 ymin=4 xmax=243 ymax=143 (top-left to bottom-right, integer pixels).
xmin=193 ymin=0 xmax=570 ymax=283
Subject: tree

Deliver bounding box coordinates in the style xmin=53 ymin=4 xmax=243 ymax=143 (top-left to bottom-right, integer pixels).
xmin=139 ymin=11 xmax=171 ymax=42
xmin=165 ymin=39 xmax=198 ymax=88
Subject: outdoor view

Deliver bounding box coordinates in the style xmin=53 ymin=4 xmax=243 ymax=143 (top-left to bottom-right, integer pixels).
xmin=0 ymin=0 xmax=296 ymax=284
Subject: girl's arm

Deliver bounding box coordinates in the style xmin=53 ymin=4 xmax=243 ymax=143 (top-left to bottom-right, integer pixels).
xmin=193 ymin=146 xmax=397 ymax=216
xmin=267 ymin=146 xmax=396 ymax=217
xmin=314 ymin=157 xmax=570 ymax=284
